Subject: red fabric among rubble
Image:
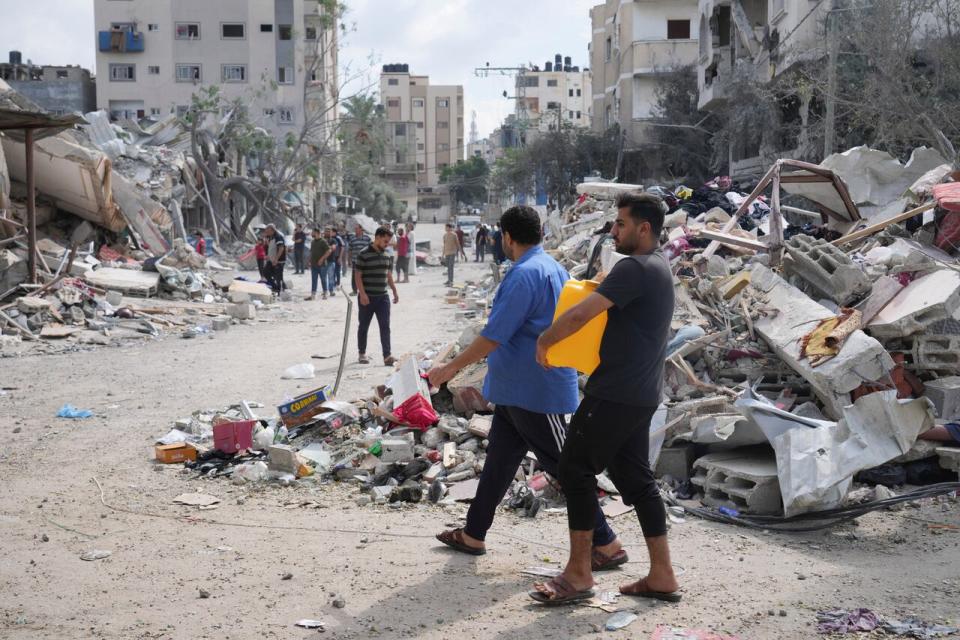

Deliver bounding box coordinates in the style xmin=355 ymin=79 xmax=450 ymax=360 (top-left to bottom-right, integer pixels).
xmin=933 ymin=183 xmax=960 ymax=212
xmin=391 ymin=393 xmax=439 ymax=431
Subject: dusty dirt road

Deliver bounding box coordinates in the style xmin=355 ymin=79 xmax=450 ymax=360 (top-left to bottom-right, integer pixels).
xmin=1 ymin=225 xmax=958 ymax=639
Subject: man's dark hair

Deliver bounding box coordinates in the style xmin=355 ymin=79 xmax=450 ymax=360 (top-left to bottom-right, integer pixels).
xmin=499 ymin=206 xmax=542 ymax=245
xmin=615 ymin=192 xmax=668 ymax=237
xmin=375 ymin=226 xmax=393 ymax=238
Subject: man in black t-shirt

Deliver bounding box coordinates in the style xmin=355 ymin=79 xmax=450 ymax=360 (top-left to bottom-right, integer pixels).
xmin=530 ymin=192 xmax=680 ymax=606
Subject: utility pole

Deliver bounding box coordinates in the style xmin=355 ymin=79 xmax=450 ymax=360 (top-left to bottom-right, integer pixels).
xmin=823 ymin=0 xmax=839 ymax=159
xmin=475 ymin=63 xmax=531 ymax=148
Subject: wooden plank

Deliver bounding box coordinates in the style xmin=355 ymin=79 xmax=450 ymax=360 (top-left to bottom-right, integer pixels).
xmin=832 ymin=202 xmax=936 ymax=246
xmin=698 ymin=229 xmax=767 ymax=251
xmin=778 ymin=175 xmax=834 ymax=184
xmin=700 ymin=162 xmax=779 ymax=261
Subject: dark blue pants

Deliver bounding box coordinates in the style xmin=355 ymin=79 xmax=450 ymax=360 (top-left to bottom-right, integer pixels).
xmin=357 ymin=294 xmax=391 ymax=357
xmin=465 ymin=404 xmax=617 ymax=546
xmin=293 ymin=246 xmax=305 ymax=273
xmin=311 ymin=265 xmax=332 ymax=294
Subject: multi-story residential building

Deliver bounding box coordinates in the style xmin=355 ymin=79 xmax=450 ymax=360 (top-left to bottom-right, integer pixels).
xmin=589 ymin=0 xmax=699 ymax=147
xmin=93 ymin=0 xmax=338 ymax=140
xmin=697 ymin=0 xmax=830 ymax=176
xmin=379 ymin=64 xmax=464 ymax=222
xmin=1 ymin=51 xmax=97 ymax=115
xmin=516 ymin=54 xmax=592 ymax=135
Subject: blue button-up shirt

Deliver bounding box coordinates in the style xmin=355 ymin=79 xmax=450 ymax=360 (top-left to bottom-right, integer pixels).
xmin=481 ymin=245 xmax=579 ymax=415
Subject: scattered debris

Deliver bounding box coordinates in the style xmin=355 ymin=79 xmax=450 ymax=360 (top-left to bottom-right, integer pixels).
xmin=79 ymin=549 xmax=111 ymax=561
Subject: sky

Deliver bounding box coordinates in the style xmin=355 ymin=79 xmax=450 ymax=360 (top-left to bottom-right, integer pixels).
xmin=0 ymin=0 xmax=599 ymax=139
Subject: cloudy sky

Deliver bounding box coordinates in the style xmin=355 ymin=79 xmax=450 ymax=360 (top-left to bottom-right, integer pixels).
xmin=0 ymin=0 xmax=597 ymax=139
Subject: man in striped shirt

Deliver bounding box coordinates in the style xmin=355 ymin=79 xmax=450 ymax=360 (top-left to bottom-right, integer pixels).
xmin=347 ymin=223 xmax=372 ymax=296
xmin=355 ymin=227 xmax=399 ymax=366
xmin=428 ymin=206 xmax=624 ymax=566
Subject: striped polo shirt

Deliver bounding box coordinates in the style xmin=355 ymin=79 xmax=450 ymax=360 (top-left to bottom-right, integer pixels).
xmin=348 ymin=233 xmax=371 ymax=264
xmin=355 ymin=244 xmax=392 ymax=296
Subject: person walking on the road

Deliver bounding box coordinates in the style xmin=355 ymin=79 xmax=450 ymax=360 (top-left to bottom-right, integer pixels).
xmin=395 ymin=227 xmax=411 ymax=283
xmin=442 ymin=224 xmax=459 ymax=287
xmin=406 ymin=222 xmax=418 ymax=276
xmin=429 ymin=206 xmax=626 ymax=565
xmin=492 ymin=224 xmax=505 ymax=264
xmin=263 ymin=224 xmax=287 ymax=293
xmin=308 ymin=228 xmax=332 ymax=300
xmin=455 ymin=225 xmax=467 ymax=262
xmin=355 ymin=227 xmax=399 ymax=366
xmin=475 ymin=224 xmax=488 ymax=262
xmin=255 ymin=236 xmax=267 ymax=280
xmin=347 ymin=224 xmax=371 ymax=296
xmin=293 ymin=224 xmax=306 ymax=274
xmin=325 ymin=227 xmax=341 ymax=295
xmin=530 ymin=192 xmax=680 ymax=605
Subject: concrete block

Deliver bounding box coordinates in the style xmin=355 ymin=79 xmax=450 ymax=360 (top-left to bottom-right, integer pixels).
xmin=691 ymin=448 xmax=783 ymax=515
xmin=105 ymin=290 xmax=123 ymax=306
xmin=714 ymin=271 xmax=752 ymax=300
xmin=785 ymin=235 xmax=872 ymax=306
xmin=750 ymin=264 xmax=893 ymax=419
xmin=267 ymin=444 xmax=300 ymax=475
xmin=655 ymin=444 xmax=697 ymax=480
xmin=868 ymin=270 xmax=960 ymax=339
xmin=468 ymin=414 xmax=492 ymax=438
xmin=16 ymin=296 xmax=52 ymax=314
xmin=229 ymin=290 xmax=251 ymax=303
xmin=228 ymin=280 xmax=272 ymax=304
xmin=421 ymin=427 xmax=446 ymax=449
xmin=211 ymin=315 xmax=231 ymax=332
xmin=936 ymin=447 xmax=960 ymax=473
xmin=898 ymin=334 xmax=960 ymax=373
xmin=923 ymin=377 xmax=960 ymax=419
xmin=228 ymin=303 xmax=256 ymax=320
xmin=447 ymin=361 xmax=492 ymax=416
xmin=380 ymin=438 xmax=415 ymax=463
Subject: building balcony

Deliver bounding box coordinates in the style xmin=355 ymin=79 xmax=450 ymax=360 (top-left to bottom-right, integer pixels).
xmin=630 ymin=39 xmax=698 ymax=75
xmin=98 ymin=30 xmax=145 ymax=53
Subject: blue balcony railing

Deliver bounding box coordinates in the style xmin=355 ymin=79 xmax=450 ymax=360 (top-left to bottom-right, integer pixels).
xmin=98 ymin=30 xmax=145 ymax=53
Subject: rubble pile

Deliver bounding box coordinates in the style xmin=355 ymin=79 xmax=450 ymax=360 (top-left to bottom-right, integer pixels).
xmin=0 ymin=80 xmax=290 ymax=349
xmin=151 ymin=148 xmax=960 ymax=524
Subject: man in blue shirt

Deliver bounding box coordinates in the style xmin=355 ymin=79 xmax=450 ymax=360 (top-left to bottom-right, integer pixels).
xmin=427 ymin=206 xmax=624 ymax=568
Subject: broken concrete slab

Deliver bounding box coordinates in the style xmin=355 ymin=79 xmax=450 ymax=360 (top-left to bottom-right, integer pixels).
xmin=84 ymin=267 xmax=160 ymax=296
xmin=380 ymin=438 xmax=415 ymax=464
xmin=655 ymin=444 xmax=697 ymax=480
xmin=923 ymin=377 xmax=960 ymax=420
xmin=691 ymin=448 xmax=783 ymax=515
xmin=867 ymin=270 xmax=960 ymax=339
xmin=749 ymin=264 xmax=893 ymax=419
xmin=227 ymin=303 xmax=256 ymax=320
xmin=737 ymin=387 xmax=934 ymax=516
xmin=228 ymin=280 xmax=272 ymax=304
xmin=16 ymin=296 xmax=52 ymax=314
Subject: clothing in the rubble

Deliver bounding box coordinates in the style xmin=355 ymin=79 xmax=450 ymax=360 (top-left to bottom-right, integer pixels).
xmin=587 ymin=249 xmax=673 ymax=406
xmin=561 ymin=399 xmax=665 ymax=537
xmin=465 ymin=404 xmax=616 ymax=546
xmin=945 ymin=423 xmax=960 ymax=444
xmin=481 ymin=245 xmax=578 ymax=415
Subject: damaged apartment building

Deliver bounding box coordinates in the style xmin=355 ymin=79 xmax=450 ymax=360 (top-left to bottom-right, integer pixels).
xmin=0 ymin=51 xmax=97 ymax=116
xmin=589 ymin=0 xmax=700 ymax=178
xmin=697 ymin=0 xmax=831 ymax=177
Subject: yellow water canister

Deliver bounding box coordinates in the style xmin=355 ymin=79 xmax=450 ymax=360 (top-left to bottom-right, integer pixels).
xmin=545 ymin=279 xmax=608 ymax=375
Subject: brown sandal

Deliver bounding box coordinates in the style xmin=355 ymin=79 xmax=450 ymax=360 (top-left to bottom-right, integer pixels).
xmin=529 ymin=575 xmax=596 ymax=605
xmin=620 ymin=577 xmax=682 ymax=603
xmin=436 ymin=528 xmax=486 ymax=556
xmin=592 ymin=547 xmax=629 ymax=571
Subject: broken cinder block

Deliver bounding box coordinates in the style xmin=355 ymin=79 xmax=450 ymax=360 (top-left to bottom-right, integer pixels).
xmin=867 ymin=269 xmax=960 ymax=339
xmin=691 ymin=448 xmax=783 ymax=515
xmin=784 ymin=234 xmax=872 ymax=306
xmin=923 ymin=376 xmax=960 ymax=420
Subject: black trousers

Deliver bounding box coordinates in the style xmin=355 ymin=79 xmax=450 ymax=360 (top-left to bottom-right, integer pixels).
xmin=465 ymin=404 xmax=617 ymax=545
xmin=256 ymin=258 xmax=265 ymax=279
xmin=293 ymin=246 xmax=305 ymax=273
xmin=264 ymin=261 xmax=286 ymax=293
xmin=559 ymin=395 xmax=666 ymax=538
xmin=357 ymin=294 xmax=391 ymax=357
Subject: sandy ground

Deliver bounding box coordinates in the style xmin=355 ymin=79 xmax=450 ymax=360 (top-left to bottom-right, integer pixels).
xmin=1 ymin=225 xmax=959 ymax=639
